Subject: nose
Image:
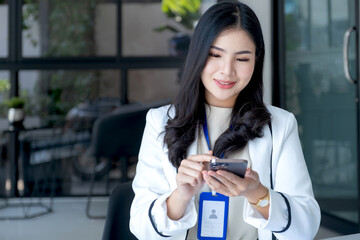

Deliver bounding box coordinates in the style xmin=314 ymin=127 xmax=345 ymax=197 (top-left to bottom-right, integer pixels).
xmin=220 ymin=58 xmax=235 ymax=76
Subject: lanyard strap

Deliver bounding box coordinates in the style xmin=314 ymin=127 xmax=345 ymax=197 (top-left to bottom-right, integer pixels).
xmin=202 ymin=112 xmax=211 ymax=151
xmin=203 ymin=111 xmax=230 ymax=158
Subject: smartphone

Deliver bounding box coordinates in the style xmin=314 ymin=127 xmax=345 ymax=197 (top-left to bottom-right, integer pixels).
xmin=205 ymin=159 xmax=248 ymax=178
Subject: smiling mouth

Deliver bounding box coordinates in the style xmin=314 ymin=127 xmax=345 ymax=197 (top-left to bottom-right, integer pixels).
xmin=214 ymin=79 xmax=236 ymax=88
xmin=218 ymin=81 xmax=233 ymax=85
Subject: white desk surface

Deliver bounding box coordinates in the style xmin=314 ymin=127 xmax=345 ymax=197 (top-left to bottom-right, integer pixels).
xmin=322 ymin=233 xmax=360 ymax=240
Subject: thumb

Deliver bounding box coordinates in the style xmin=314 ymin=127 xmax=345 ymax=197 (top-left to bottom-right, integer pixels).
xmin=245 ymin=168 xmax=259 ymax=181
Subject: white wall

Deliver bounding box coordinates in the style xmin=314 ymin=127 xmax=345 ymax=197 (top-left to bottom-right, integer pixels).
xmin=241 ymin=0 xmax=272 ymax=104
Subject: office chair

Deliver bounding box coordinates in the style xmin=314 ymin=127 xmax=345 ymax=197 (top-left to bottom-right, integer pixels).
xmin=86 ymin=100 xmax=169 ymax=219
xmin=101 ymin=181 xmax=137 ymax=240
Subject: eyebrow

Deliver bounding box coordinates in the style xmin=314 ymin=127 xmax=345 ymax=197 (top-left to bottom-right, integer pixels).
xmin=210 ymin=45 xmax=252 ymax=55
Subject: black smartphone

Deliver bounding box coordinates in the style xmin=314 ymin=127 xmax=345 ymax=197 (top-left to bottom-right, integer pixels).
xmin=205 ymin=159 xmax=248 ymax=178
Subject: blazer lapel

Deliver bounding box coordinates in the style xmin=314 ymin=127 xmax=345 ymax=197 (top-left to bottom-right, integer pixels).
xmin=248 ymin=124 xmax=273 ymax=188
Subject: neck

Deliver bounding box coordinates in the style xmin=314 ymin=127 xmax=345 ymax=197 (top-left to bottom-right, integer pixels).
xmin=204 ymin=92 xmax=236 ymax=108
xmin=206 ymin=100 xmax=234 ymax=108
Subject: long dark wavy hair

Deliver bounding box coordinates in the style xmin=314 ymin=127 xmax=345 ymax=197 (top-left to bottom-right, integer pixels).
xmin=164 ymin=1 xmax=271 ymax=168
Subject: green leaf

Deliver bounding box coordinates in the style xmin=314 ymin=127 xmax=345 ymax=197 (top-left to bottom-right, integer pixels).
xmin=4 ymin=97 xmax=25 ymax=109
xmin=160 ymin=0 xmax=202 ymax=30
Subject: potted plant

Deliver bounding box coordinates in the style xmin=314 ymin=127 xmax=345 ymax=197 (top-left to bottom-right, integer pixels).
xmin=155 ymin=0 xmax=202 ymax=57
xmin=5 ymin=96 xmax=26 ymax=123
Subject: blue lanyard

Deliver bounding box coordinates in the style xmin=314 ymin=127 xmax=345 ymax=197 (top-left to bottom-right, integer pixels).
xmin=202 ymin=113 xmax=211 ymax=151
xmin=203 ymin=112 xmax=226 ymax=159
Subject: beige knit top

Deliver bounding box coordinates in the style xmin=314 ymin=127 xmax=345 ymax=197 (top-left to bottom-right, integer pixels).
xmin=186 ymin=104 xmax=257 ymax=240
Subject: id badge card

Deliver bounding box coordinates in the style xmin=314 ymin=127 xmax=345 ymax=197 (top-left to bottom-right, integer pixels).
xmin=197 ymin=192 xmax=229 ymax=240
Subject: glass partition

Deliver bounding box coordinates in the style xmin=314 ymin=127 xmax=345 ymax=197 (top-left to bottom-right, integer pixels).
xmin=123 ymin=2 xmax=185 ymax=56
xmin=17 ymin=69 xmax=122 ymax=196
xmin=128 ymin=68 xmax=180 ymax=103
xmin=22 ymin=0 xmax=118 ymax=57
xmin=122 ymin=0 xmax=209 ymax=57
xmin=0 ymin=71 xmax=9 ymax=197
xmin=0 ymin=71 xmax=10 ymax=131
xmin=283 ymin=0 xmax=358 ymax=224
xmin=1 ymin=0 xmax=195 ymax=198
xmin=19 ymin=69 xmax=121 ymax=128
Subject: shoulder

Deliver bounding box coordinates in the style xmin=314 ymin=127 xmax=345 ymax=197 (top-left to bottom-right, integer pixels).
xmin=266 ymin=105 xmax=298 ymax=135
xmin=266 ymin=105 xmax=291 ymax=118
xmin=146 ymin=104 xmax=174 ymax=129
xmin=266 ymin=105 xmax=296 ymax=122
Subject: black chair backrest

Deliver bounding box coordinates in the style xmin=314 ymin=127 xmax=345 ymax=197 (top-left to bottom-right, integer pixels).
xmin=90 ymin=100 xmax=169 ymax=159
xmin=101 ymin=181 xmax=136 ymax=240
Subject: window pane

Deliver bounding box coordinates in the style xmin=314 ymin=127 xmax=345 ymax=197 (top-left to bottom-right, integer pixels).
xmin=19 ymin=69 xmax=121 ymax=129
xmin=0 ymin=71 xmax=10 ymax=131
xmin=18 ymin=70 xmax=122 ymax=196
xmin=310 ymin=0 xmax=329 ymax=50
xmin=122 ymin=2 xmax=197 ymax=56
xmin=128 ymin=69 xmax=180 ymax=103
xmin=0 ymin=2 xmax=8 ymax=57
xmin=22 ymin=0 xmax=117 ymax=57
xmin=284 ymin=0 xmax=358 ymax=224
xmin=285 ymin=0 xmax=309 ymax=51
xmin=0 ymin=70 xmax=9 ymax=197
xmin=330 ymin=0 xmax=351 ymax=48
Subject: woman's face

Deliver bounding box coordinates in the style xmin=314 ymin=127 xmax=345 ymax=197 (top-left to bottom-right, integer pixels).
xmin=201 ymin=29 xmax=256 ymax=108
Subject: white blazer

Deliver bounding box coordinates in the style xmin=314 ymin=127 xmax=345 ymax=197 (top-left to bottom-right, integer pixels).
xmin=130 ymin=105 xmax=320 ymax=240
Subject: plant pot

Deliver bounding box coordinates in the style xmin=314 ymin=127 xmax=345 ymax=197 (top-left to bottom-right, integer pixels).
xmin=169 ymin=33 xmax=191 ymax=57
xmin=8 ymin=108 xmax=25 ymax=123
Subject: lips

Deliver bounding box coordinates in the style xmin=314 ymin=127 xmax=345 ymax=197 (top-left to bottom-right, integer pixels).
xmin=214 ymin=79 xmax=236 ymax=89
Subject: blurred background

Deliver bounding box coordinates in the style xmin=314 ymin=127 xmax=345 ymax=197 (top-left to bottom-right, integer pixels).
xmin=0 ymin=0 xmax=359 ymax=239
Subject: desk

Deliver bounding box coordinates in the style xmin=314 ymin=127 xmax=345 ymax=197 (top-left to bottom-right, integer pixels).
xmin=323 ymin=233 xmax=360 ymax=239
xmin=5 ymin=124 xmax=57 ymax=197
xmin=3 ymin=124 xmax=91 ymax=197
xmin=1 ymin=125 xmax=90 ymax=220
xmin=0 ymin=125 xmax=55 ymax=219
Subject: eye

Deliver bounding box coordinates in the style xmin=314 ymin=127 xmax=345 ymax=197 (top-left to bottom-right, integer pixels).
xmin=236 ymin=58 xmax=250 ymax=62
xmin=209 ymin=53 xmax=221 ymax=58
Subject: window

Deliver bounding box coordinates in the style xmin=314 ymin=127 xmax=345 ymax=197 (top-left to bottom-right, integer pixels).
xmin=19 ymin=70 xmax=121 ymax=129
xmin=3 ymin=0 xmax=215 ymax=197
xmin=22 ymin=0 xmax=118 ymax=57
xmin=275 ymin=0 xmax=359 ymax=233
xmin=0 ymin=71 xmax=10 ymax=131
xmin=128 ymin=69 xmax=179 ymax=102
xmin=0 ymin=1 xmax=8 ymax=57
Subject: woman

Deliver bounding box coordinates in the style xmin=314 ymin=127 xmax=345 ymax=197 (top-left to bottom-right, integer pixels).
xmin=130 ymin=2 xmax=320 ymax=239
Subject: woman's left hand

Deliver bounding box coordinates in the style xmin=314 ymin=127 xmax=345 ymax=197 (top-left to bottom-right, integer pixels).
xmin=202 ymin=168 xmax=269 ymax=218
xmin=202 ymin=168 xmax=261 ymax=197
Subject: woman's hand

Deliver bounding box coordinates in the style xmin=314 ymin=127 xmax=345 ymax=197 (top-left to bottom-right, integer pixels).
xmin=167 ymin=151 xmax=215 ymax=220
xmin=202 ymin=168 xmax=269 ymax=219
xmin=176 ymin=151 xmax=215 ymax=200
